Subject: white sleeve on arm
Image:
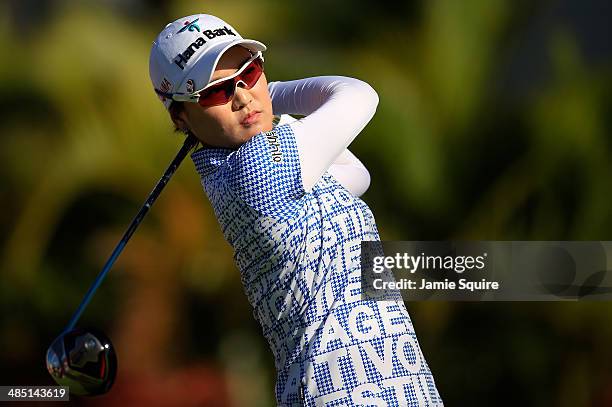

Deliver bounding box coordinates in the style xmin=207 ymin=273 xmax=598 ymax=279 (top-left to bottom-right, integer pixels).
xmin=273 ymin=115 xmax=372 ymax=197
xmin=326 ymin=149 xmax=371 ymax=197
xmin=268 ymin=77 xmax=378 ymax=193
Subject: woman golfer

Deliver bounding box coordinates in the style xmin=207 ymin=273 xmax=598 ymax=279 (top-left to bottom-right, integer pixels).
xmin=150 ymin=14 xmax=443 ymax=406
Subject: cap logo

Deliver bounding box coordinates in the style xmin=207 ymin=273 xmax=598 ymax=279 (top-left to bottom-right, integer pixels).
xmin=186 ymin=79 xmax=195 ymax=93
xmin=158 ymin=78 xmax=172 ymax=101
xmin=173 ymin=26 xmax=237 ymax=70
xmin=177 ymin=18 xmax=200 ymax=34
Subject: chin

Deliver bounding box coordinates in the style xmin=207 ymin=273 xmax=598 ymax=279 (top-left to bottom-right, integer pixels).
xmin=243 ymin=126 xmax=266 ymax=140
xmin=230 ymin=121 xmax=273 ymax=147
xmin=226 ymin=131 xmax=256 ymax=149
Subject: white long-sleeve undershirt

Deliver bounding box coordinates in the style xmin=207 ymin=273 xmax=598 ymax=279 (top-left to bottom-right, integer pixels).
xmin=268 ymin=77 xmax=378 ymax=196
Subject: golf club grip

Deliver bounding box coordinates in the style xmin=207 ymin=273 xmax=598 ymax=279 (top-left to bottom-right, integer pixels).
xmin=64 ymin=135 xmax=199 ymax=332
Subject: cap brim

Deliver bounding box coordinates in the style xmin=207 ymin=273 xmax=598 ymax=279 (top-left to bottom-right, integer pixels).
xmin=176 ymin=38 xmax=266 ymax=95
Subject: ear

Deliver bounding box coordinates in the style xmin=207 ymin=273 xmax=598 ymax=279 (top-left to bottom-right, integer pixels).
xmin=170 ymin=106 xmax=190 ymax=133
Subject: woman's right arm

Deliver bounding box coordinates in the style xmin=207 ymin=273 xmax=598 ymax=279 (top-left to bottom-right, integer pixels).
xmin=268 ymin=77 xmax=379 ymax=193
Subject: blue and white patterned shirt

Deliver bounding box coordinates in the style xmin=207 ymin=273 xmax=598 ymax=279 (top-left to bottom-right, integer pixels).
xmin=191 ymin=123 xmax=443 ymax=406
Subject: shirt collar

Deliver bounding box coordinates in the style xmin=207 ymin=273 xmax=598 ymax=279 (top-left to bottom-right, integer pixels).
xmin=189 ymin=118 xmax=281 ymax=177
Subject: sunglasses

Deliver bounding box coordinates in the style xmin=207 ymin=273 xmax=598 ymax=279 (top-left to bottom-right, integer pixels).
xmin=156 ymin=52 xmax=264 ymax=107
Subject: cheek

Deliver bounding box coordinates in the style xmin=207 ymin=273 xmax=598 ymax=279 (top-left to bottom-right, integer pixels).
xmin=253 ymin=78 xmax=272 ymax=108
xmin=183 ymin=104 xmax=228 ymax=142
xmin=205 ymin=106 xmax=234 ymax=128
xmin=191 ymin=105 xmax=231 ymax=131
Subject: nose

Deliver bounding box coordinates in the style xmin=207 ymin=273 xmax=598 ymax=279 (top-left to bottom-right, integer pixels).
xmin=232 ymin=81 xmax=252 ymax=111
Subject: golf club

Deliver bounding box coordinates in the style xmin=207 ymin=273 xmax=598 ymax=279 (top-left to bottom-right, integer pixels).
xmin=46 ymin=135 xmax=199 ymax=396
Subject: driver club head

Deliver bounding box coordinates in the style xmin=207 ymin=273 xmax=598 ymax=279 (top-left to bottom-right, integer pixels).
xmin=46 ymin=327 xmax=117 ymax=396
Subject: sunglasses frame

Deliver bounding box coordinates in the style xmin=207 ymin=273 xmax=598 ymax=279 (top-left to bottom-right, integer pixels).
xmin=155 ymin=51 xmax=264 ymax=105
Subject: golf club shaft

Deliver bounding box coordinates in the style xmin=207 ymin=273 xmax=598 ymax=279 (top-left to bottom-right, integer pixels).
xmin=64 ymin=135 xmax=199 ymax=332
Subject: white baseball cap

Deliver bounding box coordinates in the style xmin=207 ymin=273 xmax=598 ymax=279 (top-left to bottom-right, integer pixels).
xmin=149 ymin=14 xmax=267 ymax=109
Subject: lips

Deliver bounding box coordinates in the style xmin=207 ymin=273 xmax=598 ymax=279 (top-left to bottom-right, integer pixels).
xmin=240 ymin=111 xmax=262 ymax=126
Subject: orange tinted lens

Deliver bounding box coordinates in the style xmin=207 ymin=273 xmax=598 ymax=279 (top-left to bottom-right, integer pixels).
xmin=238 ymin=59 xmax=263 ymax=89
xmin=197 ymin=80 xmax=234 ymax=107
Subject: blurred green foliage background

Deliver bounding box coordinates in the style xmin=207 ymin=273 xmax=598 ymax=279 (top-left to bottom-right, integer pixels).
xmin=1 ymin=0 xmax=611 ymax=406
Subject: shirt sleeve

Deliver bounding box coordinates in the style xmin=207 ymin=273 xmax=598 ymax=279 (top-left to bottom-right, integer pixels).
xmin=273 ymin=114 xmax=371 ymax=197
xmin=268 ymin=77 xmax=379 ymax=193
xmin=224 ymin=123 xmax=305 ymax=219
xmin=327 ymin=149 xmax=371 ymax=197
